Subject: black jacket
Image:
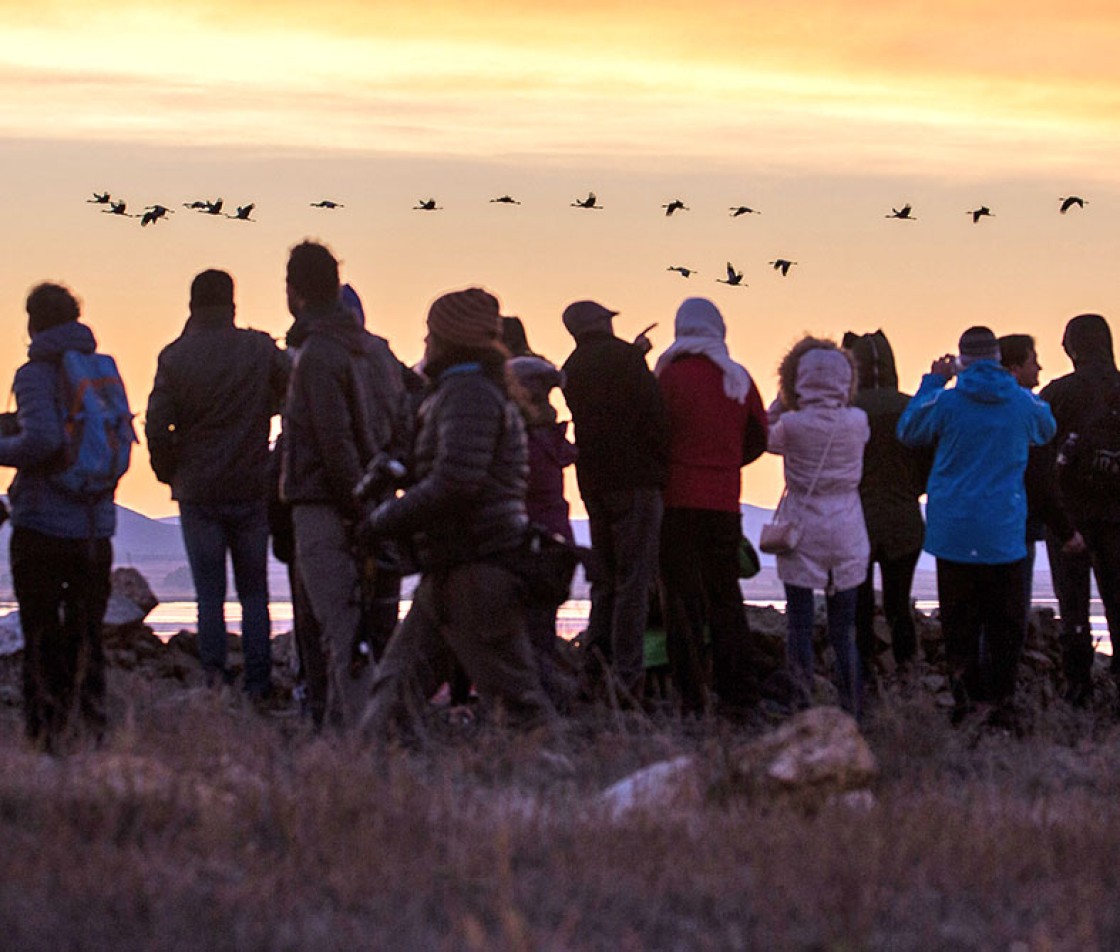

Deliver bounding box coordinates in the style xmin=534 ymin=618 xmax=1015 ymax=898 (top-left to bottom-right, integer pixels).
xmin=853 ymin=386 xmax=930 ymax=558
xmin=1040 ymin=356 xmax=1120 ymax=526
xmin=146 ymin=307 xmax=289 ymax=503
xmin=367 ymin=364 xmax=528 ymax=570
xmin=280 ymin=303 xmax=410 ymax=519
xmin=561 ymin=330 xmax=669 ymax=497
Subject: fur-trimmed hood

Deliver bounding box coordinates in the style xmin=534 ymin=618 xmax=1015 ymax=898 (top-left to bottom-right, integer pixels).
xmin=777 ymin=337 xmax=857 ymax=410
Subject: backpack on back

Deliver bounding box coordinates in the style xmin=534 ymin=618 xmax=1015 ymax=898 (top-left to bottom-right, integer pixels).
xmin=1059 ymin=379 xmax=1120 ymax=492
xmin=52 ymin=351 xmax=137 ymax=499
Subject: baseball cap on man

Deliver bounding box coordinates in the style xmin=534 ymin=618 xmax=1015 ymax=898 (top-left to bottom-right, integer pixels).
xmin=562 ymin=300 xmax=617 ymax=338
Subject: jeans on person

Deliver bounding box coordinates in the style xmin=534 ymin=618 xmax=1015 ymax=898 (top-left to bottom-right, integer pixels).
xmin=12 ymin=526 xmax=112 ymax=749
xmin=784 ymin=583 xmax=861 ymax=718
xmin=179 ymin=500 xmax=271 ymax=696
xmin=583 ymin=487 xmax=663 ymax=692
xmin=659 ymin=507 xmax=755 ymax=712
xmin=936 ymin=557 xmax=1026 ymax=704
xmin=854 ymin=546 xmax=920 ymax=669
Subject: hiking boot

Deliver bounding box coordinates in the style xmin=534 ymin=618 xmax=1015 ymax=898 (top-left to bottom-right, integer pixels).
xmin=249 ymin=685 xmax=295 ymax=717
xmin=949 ymin=675 xmax=975 ymax=727
xmin=1063 ymin=679 xmax=1093 ymax=709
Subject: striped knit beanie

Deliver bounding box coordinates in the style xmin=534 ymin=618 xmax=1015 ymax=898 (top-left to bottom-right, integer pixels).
xmin=957 ymin=325 xmax=1000 ymax=367
xmin=427 ymin=288 xmax=503 ymax=350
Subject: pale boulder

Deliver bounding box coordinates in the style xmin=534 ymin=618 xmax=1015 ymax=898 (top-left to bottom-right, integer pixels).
xmin=732 ymin=706 xmax=878 ymax=797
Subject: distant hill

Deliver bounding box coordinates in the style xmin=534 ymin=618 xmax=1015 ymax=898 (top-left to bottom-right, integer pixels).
xmin=114 ymin=506 xmax=188 ymax=561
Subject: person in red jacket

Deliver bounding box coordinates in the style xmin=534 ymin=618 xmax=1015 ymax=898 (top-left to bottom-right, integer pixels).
xmin=654 ymin=297 xmax=768 ymax=715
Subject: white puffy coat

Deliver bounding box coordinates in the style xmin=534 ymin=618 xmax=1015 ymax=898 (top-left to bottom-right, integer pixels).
xmin=767 ymin=348 xmax=870 ymax=591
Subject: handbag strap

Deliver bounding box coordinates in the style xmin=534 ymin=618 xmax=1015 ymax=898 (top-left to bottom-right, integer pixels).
xmin=776 ymin=427 xmax=836 ymax=513
xmin=803 ymin=427 xmax=837 ymax=499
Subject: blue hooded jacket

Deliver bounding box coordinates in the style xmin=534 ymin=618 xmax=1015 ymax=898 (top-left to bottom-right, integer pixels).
xmin=897 ymin=360 xmax=1055 ymax=564
xmin=0 ymin=321 xmax=117 ymax=539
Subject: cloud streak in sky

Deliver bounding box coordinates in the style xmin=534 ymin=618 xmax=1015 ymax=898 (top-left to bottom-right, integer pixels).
xmin=0 ymin=1 xmax=1117 ymax=180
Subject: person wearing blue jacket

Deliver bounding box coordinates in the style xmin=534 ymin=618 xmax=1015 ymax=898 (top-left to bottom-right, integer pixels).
xmin=897 ymin=326 xmax=1055 ymax=724
xmin=0 ymin=284 xmax=121 ymax=751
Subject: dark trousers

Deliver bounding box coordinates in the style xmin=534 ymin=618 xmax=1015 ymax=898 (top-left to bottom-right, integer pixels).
xmin=362 ymin=562 xmax=555 ymax=739
xmin=12 ymin=526 xmax=112 ymax=748
xmin=936 ymin=558 xmax=1026 ymax=703
xmin=855 ymin=546 xmax=921 ymax=667
xmin=659 ymin=507 xmax=754 ymax=712
xmin=584 ymin=487 xmax=663 ymax=691
xmin=179 ymin=500 xmax=271 ymax=695
xmin=1047 ymin=521 xmax=1120 ymax=687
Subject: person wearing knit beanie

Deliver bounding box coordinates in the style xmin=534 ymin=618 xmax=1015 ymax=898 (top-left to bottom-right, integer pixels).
xmin=360 ymin=286 xmax=557 ymax=739
xmin=428 ymin=288 xmax=504 ymax=351
xmin=957 ymin=326 xmax=1001 ymax=368
xmin=899 ymin=327 xmax=1056 ymax=726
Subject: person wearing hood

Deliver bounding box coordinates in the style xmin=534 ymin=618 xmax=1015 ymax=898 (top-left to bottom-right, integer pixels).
xmin=842 ymin=329 xmax=931 ymax=679
xmin=898 ymin=326 xmax=1055 ymax=725
xmin=146 ymin=270 xmax=290 ymax=704
xmin=359 ymin=289 xmax=556 ymax=739
xmin=280 ymin=241 xmax=410 ymax=729
xmin=768 ymin=338 xmax=869 ymax=717
xmin=509 ymin=354 xmax=579 ymax=710
xmin=654 ymin=297 xmax=768 ymax=715
xmin=1 ymin=283 xmax=125 ymax=751
xmin=561 ymin=300 xmax=669 ymax=701
xmin=1039 ymin=314 xmax=1120 ymax=704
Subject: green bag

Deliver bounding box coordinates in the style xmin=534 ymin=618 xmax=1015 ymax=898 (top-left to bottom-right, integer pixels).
xmin=738 ymin=534 xmax=761 ymax=579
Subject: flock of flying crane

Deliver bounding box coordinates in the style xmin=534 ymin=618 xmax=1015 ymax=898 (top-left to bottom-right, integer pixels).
xmin=85 ymin=190 xmax=1091 ymax=287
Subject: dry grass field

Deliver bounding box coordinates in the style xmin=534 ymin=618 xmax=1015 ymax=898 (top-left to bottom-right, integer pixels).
xmin=3 ymin=642 xmax=1120 ymax=952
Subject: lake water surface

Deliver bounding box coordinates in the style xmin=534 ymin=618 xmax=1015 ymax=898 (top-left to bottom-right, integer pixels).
xmin=136 ymin=597 xmax=1112 ymax=656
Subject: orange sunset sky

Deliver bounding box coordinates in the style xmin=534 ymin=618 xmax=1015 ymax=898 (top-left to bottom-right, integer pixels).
xmin=1 ymin=0 xmax=1118 ymax=517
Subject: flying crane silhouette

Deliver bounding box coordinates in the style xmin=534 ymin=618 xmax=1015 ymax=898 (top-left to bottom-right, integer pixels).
xmin=228 ymin=203 xmax=255 ymax=221
xmin=769 ymin=259 xmax=797 ymax=277
xmin=1059 ymin=196 xmax=1086 ymax=214
xmin=103 ymin=200 xmax=130 ymax=217
xmin=886 ymin=204 xmax=916 ymax=220
xmin=729 ymin=206 xmax=760 ymax=217
xmin=661 ymin=199 xmax=689 ymax=216
xmin=667 ymin=266 xmax=697 ymax=278
xmin=140 ymin=205 xmax=172 ymax=227
xmin=968 ymin=206 xmax=994 ymax=224
xmin=570 ymin=192 xmax=603 ymax=209
xmin=310 ymin=200 xmax=344 ymax=209
xmin=202 ymin=199 xmax=224 ymax=215
xmin=716 ymin=262 xmax=746 ymax=286
xmin=413 ymin=198 xmax=441 ymax=211
xmin=490 ymin=195 xmax=521 ymax=205
xmin=87 ymin=191 xmax=111 ymax=204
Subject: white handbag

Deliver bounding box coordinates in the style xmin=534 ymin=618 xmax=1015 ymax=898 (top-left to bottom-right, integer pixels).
xmin=758 ymin=430 xmax=836 ymax=556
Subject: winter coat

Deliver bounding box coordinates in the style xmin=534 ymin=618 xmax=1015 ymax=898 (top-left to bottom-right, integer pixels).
xmin=526 ymin=421 xmax=577 ymax=543
xmin=367 ymin=364 xmax=529 ymax=570
xmin=767 ymin=348 xmax=870 ymax=591
xmin=897 ymin=360 xmax=1056 ymax=564
xmin=0 ymin=321 xmax=117 ymax=539
xmin=1040 ymin=356 xmax=1120 ymax=526
xmin=145 ymin=307 xmax=289 ymax=503
xmin=843 ymin=331 xmax=930 ymax=558
xmin=658 ymin=354 xmax=768 ymax=513
xmin=561 ymin=330 xmax=669 ymax=497
xmin=281 ymin=302 xmax=410 ymax=520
